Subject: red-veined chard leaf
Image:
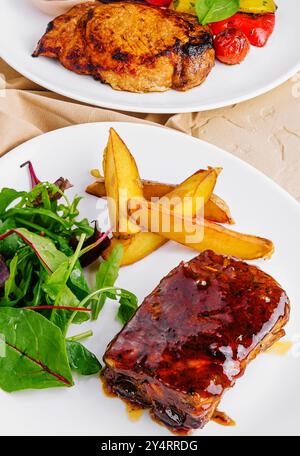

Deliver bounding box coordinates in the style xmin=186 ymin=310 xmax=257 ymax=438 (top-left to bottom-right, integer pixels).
xmin=0 ymin=308 xmax=73 ymax=392
xmin=0 ymin=255 xmax=9 ymax=288
xmin=0 ymin=228 xmax=66 ymax=272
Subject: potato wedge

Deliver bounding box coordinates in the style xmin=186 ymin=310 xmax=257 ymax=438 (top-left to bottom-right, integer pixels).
xmin=107 ymin=168 xmax=220 ymax=266
xmin=103 ymin=128 xmax=144 ymax=238
xmin=86 ymin=177 xmax=234 ymax=224
xmin=131 ymin=200 xmax=274 ymax=260
xmin=102 ymin=232 xmax=167 ymax=265
xmin=205 ymin=194 xmax=234 ymax=224
xmin=142 ymin=168 xmax=219 ymax=223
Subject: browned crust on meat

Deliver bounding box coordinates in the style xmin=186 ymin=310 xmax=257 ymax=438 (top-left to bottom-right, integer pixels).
xmin=32 ymin=1 xmax=215 ymax=92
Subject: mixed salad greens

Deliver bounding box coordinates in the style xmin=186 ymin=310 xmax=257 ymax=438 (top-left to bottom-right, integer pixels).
xmin=0 ymin=162 xmax=138 ymax=392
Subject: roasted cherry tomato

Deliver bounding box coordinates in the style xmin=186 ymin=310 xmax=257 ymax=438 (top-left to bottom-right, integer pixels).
xmin=145 ymin=0 xmax=172 ymax=6
xmin=214 ymin=28 xmax=250 ymax=65
xmin=210 ymin=13 xmax=275 ymax=48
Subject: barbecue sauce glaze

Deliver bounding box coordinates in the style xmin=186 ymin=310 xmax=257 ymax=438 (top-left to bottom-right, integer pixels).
xmin=103 ymin=251 xmax=289 ymax=434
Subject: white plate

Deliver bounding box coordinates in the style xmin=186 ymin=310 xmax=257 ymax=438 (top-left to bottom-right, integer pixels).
xmin=0 ymin=122 xmax=299 ymax=436
xmin=0 ymin=0 xmax=300 ymax=113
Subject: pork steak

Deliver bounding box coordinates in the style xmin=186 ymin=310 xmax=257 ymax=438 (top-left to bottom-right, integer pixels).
xmin=32 ymin=1 xmax=215 ymax=93
xmin=103 ymin=250 xmax=290 ymax=433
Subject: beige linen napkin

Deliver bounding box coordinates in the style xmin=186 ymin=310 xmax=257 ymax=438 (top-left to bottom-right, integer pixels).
xmin=1 ymin=54 xmax=300 ymax=202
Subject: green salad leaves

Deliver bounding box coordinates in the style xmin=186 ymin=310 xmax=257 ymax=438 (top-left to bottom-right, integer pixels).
xmin=0 ymin=163 xmax=138 ymax=392
xmin=0 ymin=308 xmax=73 ymax=392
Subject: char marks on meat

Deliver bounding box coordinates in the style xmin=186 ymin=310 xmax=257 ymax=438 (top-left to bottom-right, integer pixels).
xmin=103 ymin=250 xmax=290 ymax=434
xmin=32 ymin=1 xmax=215 ymax=93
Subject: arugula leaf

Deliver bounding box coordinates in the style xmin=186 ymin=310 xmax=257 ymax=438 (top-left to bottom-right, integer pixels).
xmin=79 ymin=286 xmax=138 ymax=326
xmin=3 ymin=207 xmax=70 ymax=230
xmin=0 ymin=188 xmax=25 ymax=215
xmin=0 ymin=219 xmax=25 ymax=258
xmin=117 ymin=294 xmax=138 ymax=325
xmin=0 ymin=308 xmax=73 ymax=392
xmin=195 ymin=0 xmax=239 ymax=24
xmin=66 ymin=341 xmax=101 ymax=375
xmin=91 ymin=244 xmax=124 ymax=320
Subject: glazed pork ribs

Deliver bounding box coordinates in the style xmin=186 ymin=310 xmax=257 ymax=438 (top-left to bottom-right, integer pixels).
xmin=103 ymin=250 xmax=290 ymax=434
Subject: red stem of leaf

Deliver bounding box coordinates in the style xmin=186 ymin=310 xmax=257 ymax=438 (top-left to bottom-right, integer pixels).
xmin=20 ymin=161 xmax=41 ymax=188
xmin=0 ymin=229 xmax=52 ymax=272
xmin=24 ymin=306 xmax=92 ymax=312
xmin=6 ymin=341 xmax=72 ymax=386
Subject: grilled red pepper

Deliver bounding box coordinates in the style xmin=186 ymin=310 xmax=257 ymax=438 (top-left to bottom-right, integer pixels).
xmin=145 ymin=0 xmax=172 ymax=6
xmin=210 ymin=13 xmax=275 ymax=47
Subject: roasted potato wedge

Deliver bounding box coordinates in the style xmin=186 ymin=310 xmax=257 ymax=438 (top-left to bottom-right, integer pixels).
xmin=142 ymin=168 xmax=219 ymax=222
xmin=107 ymin=168 xmax=220 ymax=266
xmin=86 ymin=176 xmax=234 ymax=224
xmin=103 ymin=128 xmax=144 ymax=238
xmin=131 ymin=200 xmax=274 ymax=260
xmin=102 ymin=232 xmax=167 ymax=265
xmin=205 ymin=194 xmax=234 ymax=224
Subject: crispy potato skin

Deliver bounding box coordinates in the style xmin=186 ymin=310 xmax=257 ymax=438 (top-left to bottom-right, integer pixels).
xmin=33 ymin=1 xmax=215 ymax=93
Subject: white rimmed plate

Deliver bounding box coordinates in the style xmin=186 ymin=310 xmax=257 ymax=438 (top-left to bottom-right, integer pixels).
xmin=0 ymin=122 xmax=299 ymax=436
xmin=0 ymin=0 xmax=299 ymax=113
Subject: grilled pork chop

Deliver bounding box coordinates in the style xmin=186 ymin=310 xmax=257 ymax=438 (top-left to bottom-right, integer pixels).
xmin=103 ymin=250 xmax=290 ymax=434
xmin=32 ymin=1 xmax=215 ymax=92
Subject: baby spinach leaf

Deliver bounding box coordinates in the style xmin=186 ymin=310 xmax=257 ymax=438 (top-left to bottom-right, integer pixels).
xmin=69 ymin=261 xmax=91 ymax=301
xmin=66 ymin=341 xmax=101 ymax=375
xmin=50 ymin=286 xmax=80 ymax=334
xmin=3 ymin=254 xmax=18 ymax=304
xmin=91 ymin=244 xmax=124 ymax=320
xmin=0 ymin=308 xmax=73 ymax=392
xmin=44 ymin=235 xmax=86 ymax=335
xmin=196 ymin=0 xmax=239 ymax=24
xmin=42 ymin=261 xmax=80 ymax=334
